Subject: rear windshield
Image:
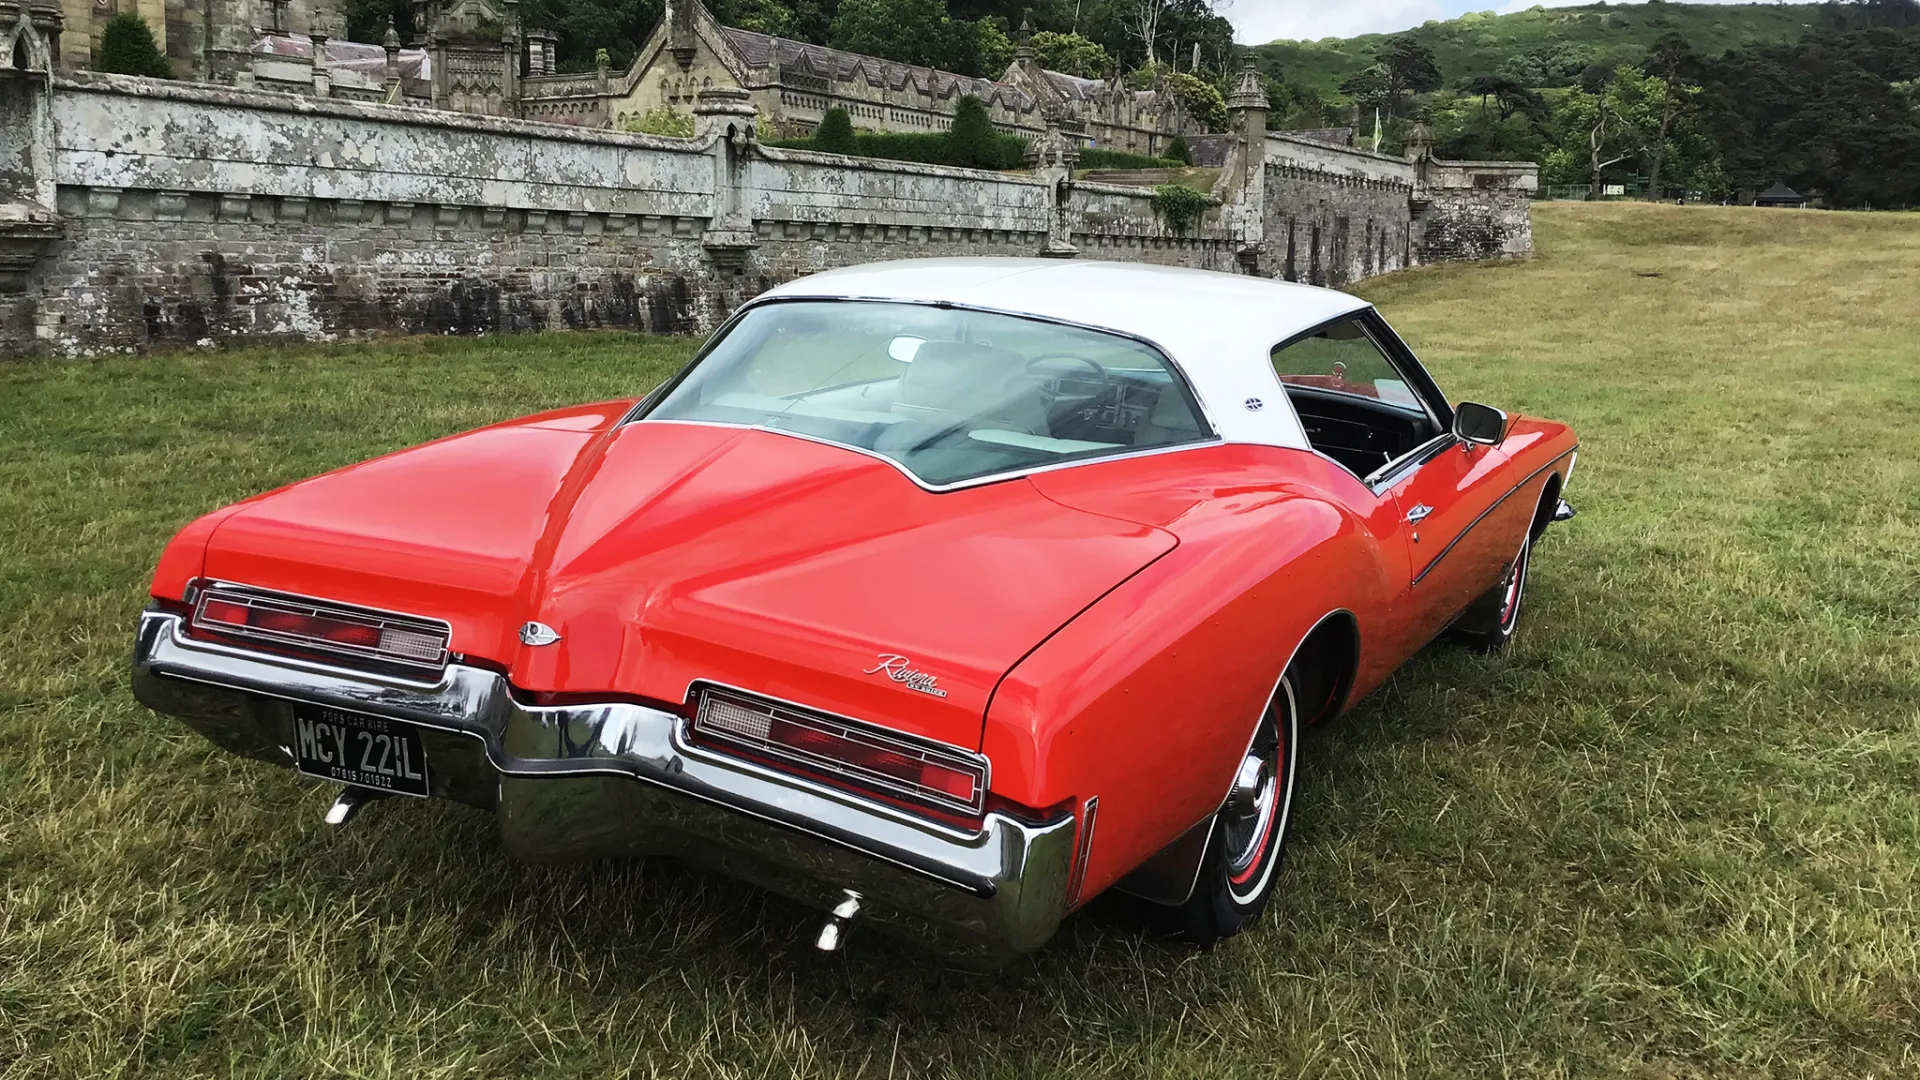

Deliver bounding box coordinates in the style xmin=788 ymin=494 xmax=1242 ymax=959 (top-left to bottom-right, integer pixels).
xmin=640 ymin=300 xmax=1212 ymax=486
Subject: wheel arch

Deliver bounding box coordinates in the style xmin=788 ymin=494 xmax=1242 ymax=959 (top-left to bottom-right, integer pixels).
xmin=1528 ymin=471 xmax=1564 ymax=542
xmin=1114 ymin=606 xmax=1357 ymax=907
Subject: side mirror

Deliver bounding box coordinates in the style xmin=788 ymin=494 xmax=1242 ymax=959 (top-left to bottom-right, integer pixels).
xmin=1453 ymin=401 xmax=1508 ymax=446
xmin=888 ymin=336 xmax=926 ymax=363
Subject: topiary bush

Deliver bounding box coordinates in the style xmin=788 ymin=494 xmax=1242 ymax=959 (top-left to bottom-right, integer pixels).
xmin=771 ymin=99 xmax=1029 ymax=170
xmin=945 ymin=95 xmax=1004 ymax=169
xmin=97 ymin=13 xmax=173 ymax=78
xmin=813 ymin=107 xmax=858 ymax=155
xmin=1164 ymin=136 xmax=1193 ymax=166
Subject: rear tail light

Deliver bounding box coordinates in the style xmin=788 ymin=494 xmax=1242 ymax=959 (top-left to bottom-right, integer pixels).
xmin=690 ymin=687 xmax=987 ymax=815
xmin=190 ymin=584 xmax=451 ymax=670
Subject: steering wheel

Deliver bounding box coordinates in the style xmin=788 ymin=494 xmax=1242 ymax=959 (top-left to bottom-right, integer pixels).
xmin=1026 ymin=354 xmax=1113 ymax=410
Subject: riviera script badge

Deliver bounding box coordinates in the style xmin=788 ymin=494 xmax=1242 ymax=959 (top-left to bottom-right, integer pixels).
xmin=864 ymin=653 xmax=949 ymax=698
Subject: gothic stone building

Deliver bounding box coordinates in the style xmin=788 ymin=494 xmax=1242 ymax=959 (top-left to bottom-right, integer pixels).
xmin=51 ymin=0 xmax=536 ymax=113
xmin=519 ymin=0 xmax=1206 ymax=154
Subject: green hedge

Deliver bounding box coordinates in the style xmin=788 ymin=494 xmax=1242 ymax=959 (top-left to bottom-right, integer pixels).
xmin=771 ymin=129 xmax=1030 ymax=170
xmin=1076 ymin=148 xmax=1185 ymax=170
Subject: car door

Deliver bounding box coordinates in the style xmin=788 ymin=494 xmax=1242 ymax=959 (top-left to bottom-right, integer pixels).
xmin=1269 ymin=312 xmax=1514 ymax=648
xmin=1358 ymin=318 xmax=1521 ymax=643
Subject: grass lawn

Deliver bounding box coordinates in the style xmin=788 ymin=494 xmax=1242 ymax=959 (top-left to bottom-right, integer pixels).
xmin=3 ymin=202 xmax=1917 ymax=1078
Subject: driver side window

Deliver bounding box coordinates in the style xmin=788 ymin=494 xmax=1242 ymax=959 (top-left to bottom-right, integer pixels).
xmin=1272 ymin=318 xmax=1442 ymax=480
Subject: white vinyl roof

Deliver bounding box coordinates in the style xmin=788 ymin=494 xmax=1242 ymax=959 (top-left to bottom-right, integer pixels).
xmin=755 ymin=259 xmax=1374 ymax=450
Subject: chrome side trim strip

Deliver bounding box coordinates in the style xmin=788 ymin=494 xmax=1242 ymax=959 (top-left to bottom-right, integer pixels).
xmin=1411 ymin=447 xmax=1578 ymax=588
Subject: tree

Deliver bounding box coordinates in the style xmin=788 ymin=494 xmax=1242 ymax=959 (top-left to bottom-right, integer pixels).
xmin=1551 ymin=67 xmax=1663 ymax=199
xmin=1129 ymin=0 xmax=1170 ymax=66
xmin=1461 ymin=74 xmax=1544 ymax=122
xmin=831 ymin=0 xmax=985 ymax=74
xmin=96 ymin=13 xmax=173 ymax=77
xmin=1030 ymin=30 xmax=1114 ymax=79
xmin=946 ymin=94 xmax=1001 ymax=167
xmin=1338 ymin=65 xmax=1389 ymax=117
xmin=1164 ymin=134 xmax=1192 ymax=164
xmin=1640 ymin=36 xmax=1700 ymax=198
xmin=714 ymin=0 xmax=797 ymax=37
xmin=1267 ymin=79 xmax=1333 ymax=129
xmin=976 ymin=17 xmax=1016 ymax=74
xmin=516 ymin=0 xmax=663 ymax=71
xmin=1376 ymin=35 xmax=1442 ymax=117
xmin=1127 ymin=63 xmax=1227 ymax=130
xmin=1498 ymin=41 xmax=1595 ymax=88
xmin=813 ymin=106 xmax=857 ymax=153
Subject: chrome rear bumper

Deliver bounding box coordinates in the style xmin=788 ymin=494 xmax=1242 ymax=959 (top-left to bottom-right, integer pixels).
xmin=131 ymin=609 xmax=1074 ymax=967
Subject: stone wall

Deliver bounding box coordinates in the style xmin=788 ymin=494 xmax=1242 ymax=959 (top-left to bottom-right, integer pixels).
xmin=1262 ymin=135 xmax=1419 ymax=288
xmin=1411 ymin=157 xmax=1537 ymax=263
xmin=0 ymin=58 xmax=1535 ymax=357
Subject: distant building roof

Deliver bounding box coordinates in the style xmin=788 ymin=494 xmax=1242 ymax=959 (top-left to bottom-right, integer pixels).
xmin=720 ymin=27 xmax=1034 ymax=107
xmin=1754 ymin=181 xmax=1805 ymax=205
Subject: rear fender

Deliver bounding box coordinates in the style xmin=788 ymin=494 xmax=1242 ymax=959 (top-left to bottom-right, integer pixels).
xmin=983 ymin=494 xmax=1392 ymax=906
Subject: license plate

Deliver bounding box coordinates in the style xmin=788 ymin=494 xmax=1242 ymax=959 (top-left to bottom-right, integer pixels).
xmin=292 ymin=705 xmax=430 ymax=798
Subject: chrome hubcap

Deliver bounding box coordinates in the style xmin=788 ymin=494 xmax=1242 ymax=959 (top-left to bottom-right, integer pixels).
xmin=1222 ymin=750 xmax=1278 ymax=876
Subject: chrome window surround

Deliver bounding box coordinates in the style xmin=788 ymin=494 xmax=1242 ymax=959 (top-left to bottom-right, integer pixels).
xmin=1266 ymin=310 xmax=1460 ymax=494
xmin=130 ymin=608 xmax=1075 ymax=966
xmin=625 ymin=296 xmax=1226 ymax=494
xmin=690 ymin=683 xmax=990 ymax=816
xmin=187 ymin=579 xmax=453 ymax=673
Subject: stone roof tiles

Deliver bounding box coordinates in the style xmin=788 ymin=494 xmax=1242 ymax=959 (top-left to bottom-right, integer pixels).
xmin=720 ymin=27 xmax=1037 ymax=108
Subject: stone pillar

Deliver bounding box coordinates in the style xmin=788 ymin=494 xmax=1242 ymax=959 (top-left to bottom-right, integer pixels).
xmin=0 ymin=0 xmax=63 ymax=350
xmin=25 ymin=0 xmax=60 ymax=68
xmin=1025 ymin=118 xmax=1079 ymax=258
xmin=1223 ymin=57 xmax=1269 ymax=274
xmin=1 ymin=0 xmax=57 ymax=209
xmin=309 ymin=13 xmax=331 ymax=97
xmin=499 ymin=0 xmax=519 ymax=116
xmin=1404 ymin=122 xmax=1435 ymax=268
xmin=695 ymin=87 xmax=759 ymax=273
xmin=668 ymin=0 xmax=696 ymax=68
xmin=381 ymin=15 xmax=401 ymax=98
xmin=204 ymin=0 xmax=255 ymax=83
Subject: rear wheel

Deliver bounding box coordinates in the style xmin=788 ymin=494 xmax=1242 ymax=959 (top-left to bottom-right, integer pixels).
xmin=1173 ymin=673 xmax=1300 ymax=945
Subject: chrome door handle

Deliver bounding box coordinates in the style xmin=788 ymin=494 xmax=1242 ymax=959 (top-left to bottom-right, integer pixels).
xmin=1405 ymin=504 xmax=1433 ymax=524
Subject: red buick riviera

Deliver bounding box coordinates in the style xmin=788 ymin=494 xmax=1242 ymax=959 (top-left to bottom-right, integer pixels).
xmin=132 ymin=259 xmax=1578 ymax=966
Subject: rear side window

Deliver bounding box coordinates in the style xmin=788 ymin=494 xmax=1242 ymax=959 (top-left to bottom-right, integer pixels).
xmin=1269 ymin=319 xmax=1425 ymax=410
xmin=642 ymin=301 xmax=1211 ymax=486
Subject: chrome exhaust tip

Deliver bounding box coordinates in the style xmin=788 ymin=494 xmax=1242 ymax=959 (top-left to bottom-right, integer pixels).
xmin=814 ymin=890 xmax=864 ymax=952
xmin=324 ymin=786 xmax=386 ymax=826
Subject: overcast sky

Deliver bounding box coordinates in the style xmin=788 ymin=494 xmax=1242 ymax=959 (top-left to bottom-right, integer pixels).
xmin=1228 ymin=0 xmax=1769 ymax=44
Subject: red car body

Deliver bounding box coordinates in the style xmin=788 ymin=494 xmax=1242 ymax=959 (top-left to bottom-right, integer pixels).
xmin=133 ymin=260 xmax=1577 ymax=965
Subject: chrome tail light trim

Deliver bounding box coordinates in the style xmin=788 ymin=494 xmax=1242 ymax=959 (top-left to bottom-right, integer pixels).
xmin=188 ymin=580 xmax=452 ymax=672
xmin=690 ymin=684 xmax=989 ymax=816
